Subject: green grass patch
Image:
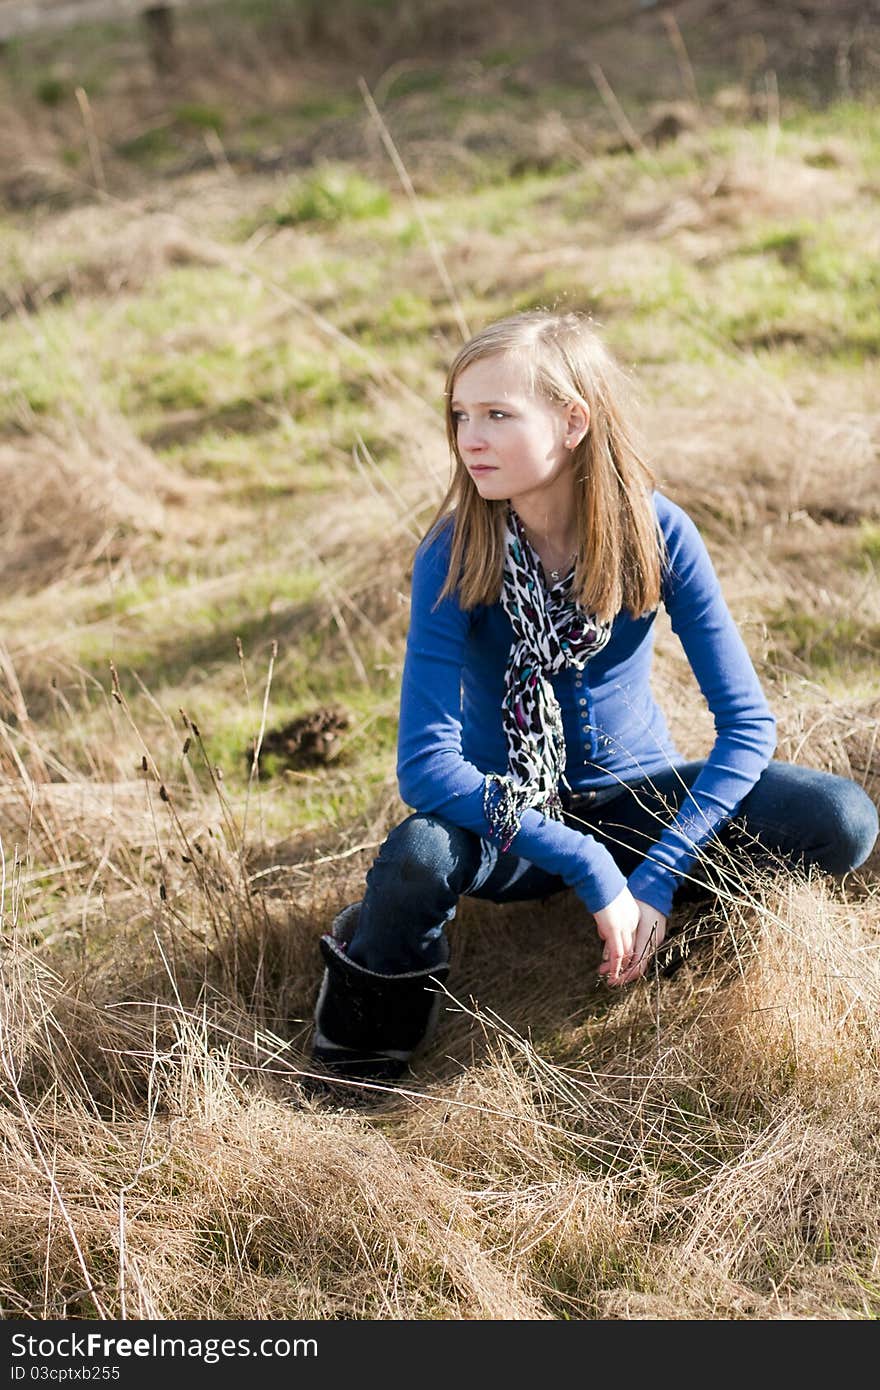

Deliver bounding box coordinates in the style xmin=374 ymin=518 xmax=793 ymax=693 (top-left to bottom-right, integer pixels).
xmin=124 ymin=338 xmax=363 ymax=422
xmin=117 ymin=125 xmax=177 ymax=166
xmin=154 ymin=425 xmax=339 ymax=489
xmin=854 ymin=522 xmax=880 ymax=567
xmin=119 ymin=265 xmax=266 ymax=339
xmin=76 ymin=562 xmax=324 ymax=672
xmin=233 ymin=94 xmax=361 ymax=155
xmin=0 ymin=308 xmax=93 ymax=422
xmin=381 ymin=66 xmax=448 ymax=99
xmin=249 ymin=165 xmax=392 ymax=231
xmin=451 ymin=168 xmax=574 ymax=234
xmin=173 ymin=103 xmax=226 ymax=133
xmin=105 ymin=266 xmax=369 ymax=428
xmin=767 ymin=606 xmax=880 ymax=675
xmin=355 ymin=289 xmax=435 ymax=344
xmin=780 ymin=100 xmax=880 ymax=172
xmin=289 ymin=93 xmax=360 ymax=122
xmin=34 ymin=75 xmax=69 ymax=106
xmin=685 ymin=212 xmax=880 ymax=362
xmin=116 ymin=106 xmax=226 ymax=169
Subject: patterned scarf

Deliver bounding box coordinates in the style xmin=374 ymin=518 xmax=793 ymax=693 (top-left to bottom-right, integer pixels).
xmin=483 ymin=507 xmax=613 ymax=851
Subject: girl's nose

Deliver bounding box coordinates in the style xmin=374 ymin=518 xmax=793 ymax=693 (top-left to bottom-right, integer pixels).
xmin=459 ymin=422 xmax=486 ymax=451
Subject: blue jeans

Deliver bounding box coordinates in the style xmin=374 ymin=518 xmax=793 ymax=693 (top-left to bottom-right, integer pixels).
xmin=346 ymin=760 xmax=879 ymax=974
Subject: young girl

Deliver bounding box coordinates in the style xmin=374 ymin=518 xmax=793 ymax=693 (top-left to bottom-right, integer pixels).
xmin=311 ymin=311 xmax=878 ymax=1084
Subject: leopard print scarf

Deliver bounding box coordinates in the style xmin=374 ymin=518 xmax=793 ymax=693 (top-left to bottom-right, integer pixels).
xmin=483 ymin=507 xmax=613 ymax=851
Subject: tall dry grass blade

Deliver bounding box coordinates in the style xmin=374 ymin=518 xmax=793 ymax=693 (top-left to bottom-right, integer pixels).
xmin=588 ymin=62 xmax=654 ymax=161
xmin=353 ymin=434 xmax=425 ymax=539
xmin=74 ymin=87 xmax=106 ymax=197
xmin=240 ymin=639 xmax=277 ymax=849
xmin=765 ymin=68 xmax=781 ymax=161
xmin=0 ymin=644 xmax=55 ymax=792
xmin=203 ymin=126 xmax=234 ymax=178
xmin=358 ymin=76 xmax=470 ymax=342
xmin=661 ymin=10 xmax=703 ymax=114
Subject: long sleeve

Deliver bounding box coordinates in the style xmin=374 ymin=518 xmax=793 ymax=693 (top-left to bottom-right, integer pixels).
xmin=626 ymin=503 xmax=776 ymax=915
xmin=396 ymin=527 xmax=630 ymax=913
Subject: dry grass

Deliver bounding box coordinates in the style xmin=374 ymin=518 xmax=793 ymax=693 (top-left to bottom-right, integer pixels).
xmin=0 ymin=412 xmax=208 ymax=594
xmin=3 ymin=822 xmax=879 ymax=1318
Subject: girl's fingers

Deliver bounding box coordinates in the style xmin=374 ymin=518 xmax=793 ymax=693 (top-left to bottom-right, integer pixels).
xmin=620 ymin=919 xmax=667 ymax=984
xmin=593 ymin=893 xmax=640 ymax=984
xmin=598 ymin=939 xmax=635 ymax=984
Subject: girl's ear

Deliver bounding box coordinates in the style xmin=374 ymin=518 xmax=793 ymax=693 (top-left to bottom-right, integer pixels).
xmin=564 ymin=400 xmax=590 ymax=449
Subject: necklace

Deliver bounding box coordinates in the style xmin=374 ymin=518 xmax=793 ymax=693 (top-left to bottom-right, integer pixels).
xmin=516 ymin=516 xmax=577 ymax=583
xmin=548 ymin=551 xmax=576 ymax=582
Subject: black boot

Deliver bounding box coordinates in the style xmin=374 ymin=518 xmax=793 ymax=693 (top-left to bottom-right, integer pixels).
xmin=310 ymin=903 xmax=450 ymax=1087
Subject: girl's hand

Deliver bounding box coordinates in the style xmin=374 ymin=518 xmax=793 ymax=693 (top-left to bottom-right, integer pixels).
xmin=593 ymin=891 xmax=668 ymax=987
xmin=593 ymin=887 xmax=641 ymax=985
xmin=617 ymin=900 xmax=668 ymax=985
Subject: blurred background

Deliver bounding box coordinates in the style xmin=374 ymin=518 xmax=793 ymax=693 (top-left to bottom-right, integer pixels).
xmin=3 ymin=1 xmax=879 ymax=201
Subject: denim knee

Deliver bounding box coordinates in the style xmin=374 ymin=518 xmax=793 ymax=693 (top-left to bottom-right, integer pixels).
xmin=738 ymin=763 xmax=879 ymax=880
xmin=370 ymin=813 xmax=480 ymax=896
xmin=818 ymin=779 xmax=879 ymax=875
xmin=347 ymin=813 xmax=480 ymax=973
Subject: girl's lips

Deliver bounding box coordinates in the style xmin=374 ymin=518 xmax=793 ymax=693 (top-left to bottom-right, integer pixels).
xmin=468 ymin=465 xmax=498 ymax=474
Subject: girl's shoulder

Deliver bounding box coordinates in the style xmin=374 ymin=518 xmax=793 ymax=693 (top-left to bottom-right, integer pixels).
xmin=413 ymin=513 xmax=488 ymax=620
xmin=415 ymin=513 xmax=455 ymax=578
xmin=409 ymin=513 xmax=466 ymax=616
xmin=651 ymin=489 xmax=707 ymax=556
xmin=651 ymin=488 xmax=694 ymax=534
xmin=419 ymin=511 xmax=455 ymax=554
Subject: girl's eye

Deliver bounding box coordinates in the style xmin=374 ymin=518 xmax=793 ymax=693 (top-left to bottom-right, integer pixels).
xmin=451 ymin=408 xmax=508 ymax=424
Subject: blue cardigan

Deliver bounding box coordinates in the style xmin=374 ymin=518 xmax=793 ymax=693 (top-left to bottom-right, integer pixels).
xmin=396 ymin=491 xmax=776 ymax=917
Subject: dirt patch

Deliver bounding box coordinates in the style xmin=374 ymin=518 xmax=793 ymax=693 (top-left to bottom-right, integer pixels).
xmin=254 ymin=705 xmax=351 ymax=774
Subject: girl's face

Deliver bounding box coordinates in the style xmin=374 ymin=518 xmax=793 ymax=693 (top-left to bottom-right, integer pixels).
xmin=450 ymin=353 xmax=586 ymax=516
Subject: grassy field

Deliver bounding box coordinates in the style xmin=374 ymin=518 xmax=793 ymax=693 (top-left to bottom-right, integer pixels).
xmin=0 ymin=0 xmax=878 ymax=1320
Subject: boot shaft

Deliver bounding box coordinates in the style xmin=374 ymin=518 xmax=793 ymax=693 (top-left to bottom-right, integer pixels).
xmin=311 ymin=902 xmax=450 ymax=1082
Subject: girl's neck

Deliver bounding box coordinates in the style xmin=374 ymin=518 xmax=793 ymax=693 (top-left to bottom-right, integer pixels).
xmin=511 ymin=502 xmax=578 ymax=560
xmin=509 ymin=467 xmax=578 ymax=554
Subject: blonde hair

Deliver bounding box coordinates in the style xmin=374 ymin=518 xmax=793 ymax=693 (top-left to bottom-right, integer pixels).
xmin=426 ymin=310 xmax=662 ymax=621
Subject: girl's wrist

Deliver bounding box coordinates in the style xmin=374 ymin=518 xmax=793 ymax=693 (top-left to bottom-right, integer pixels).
xmin=625 ymin=868 xmax=674 ymax=919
